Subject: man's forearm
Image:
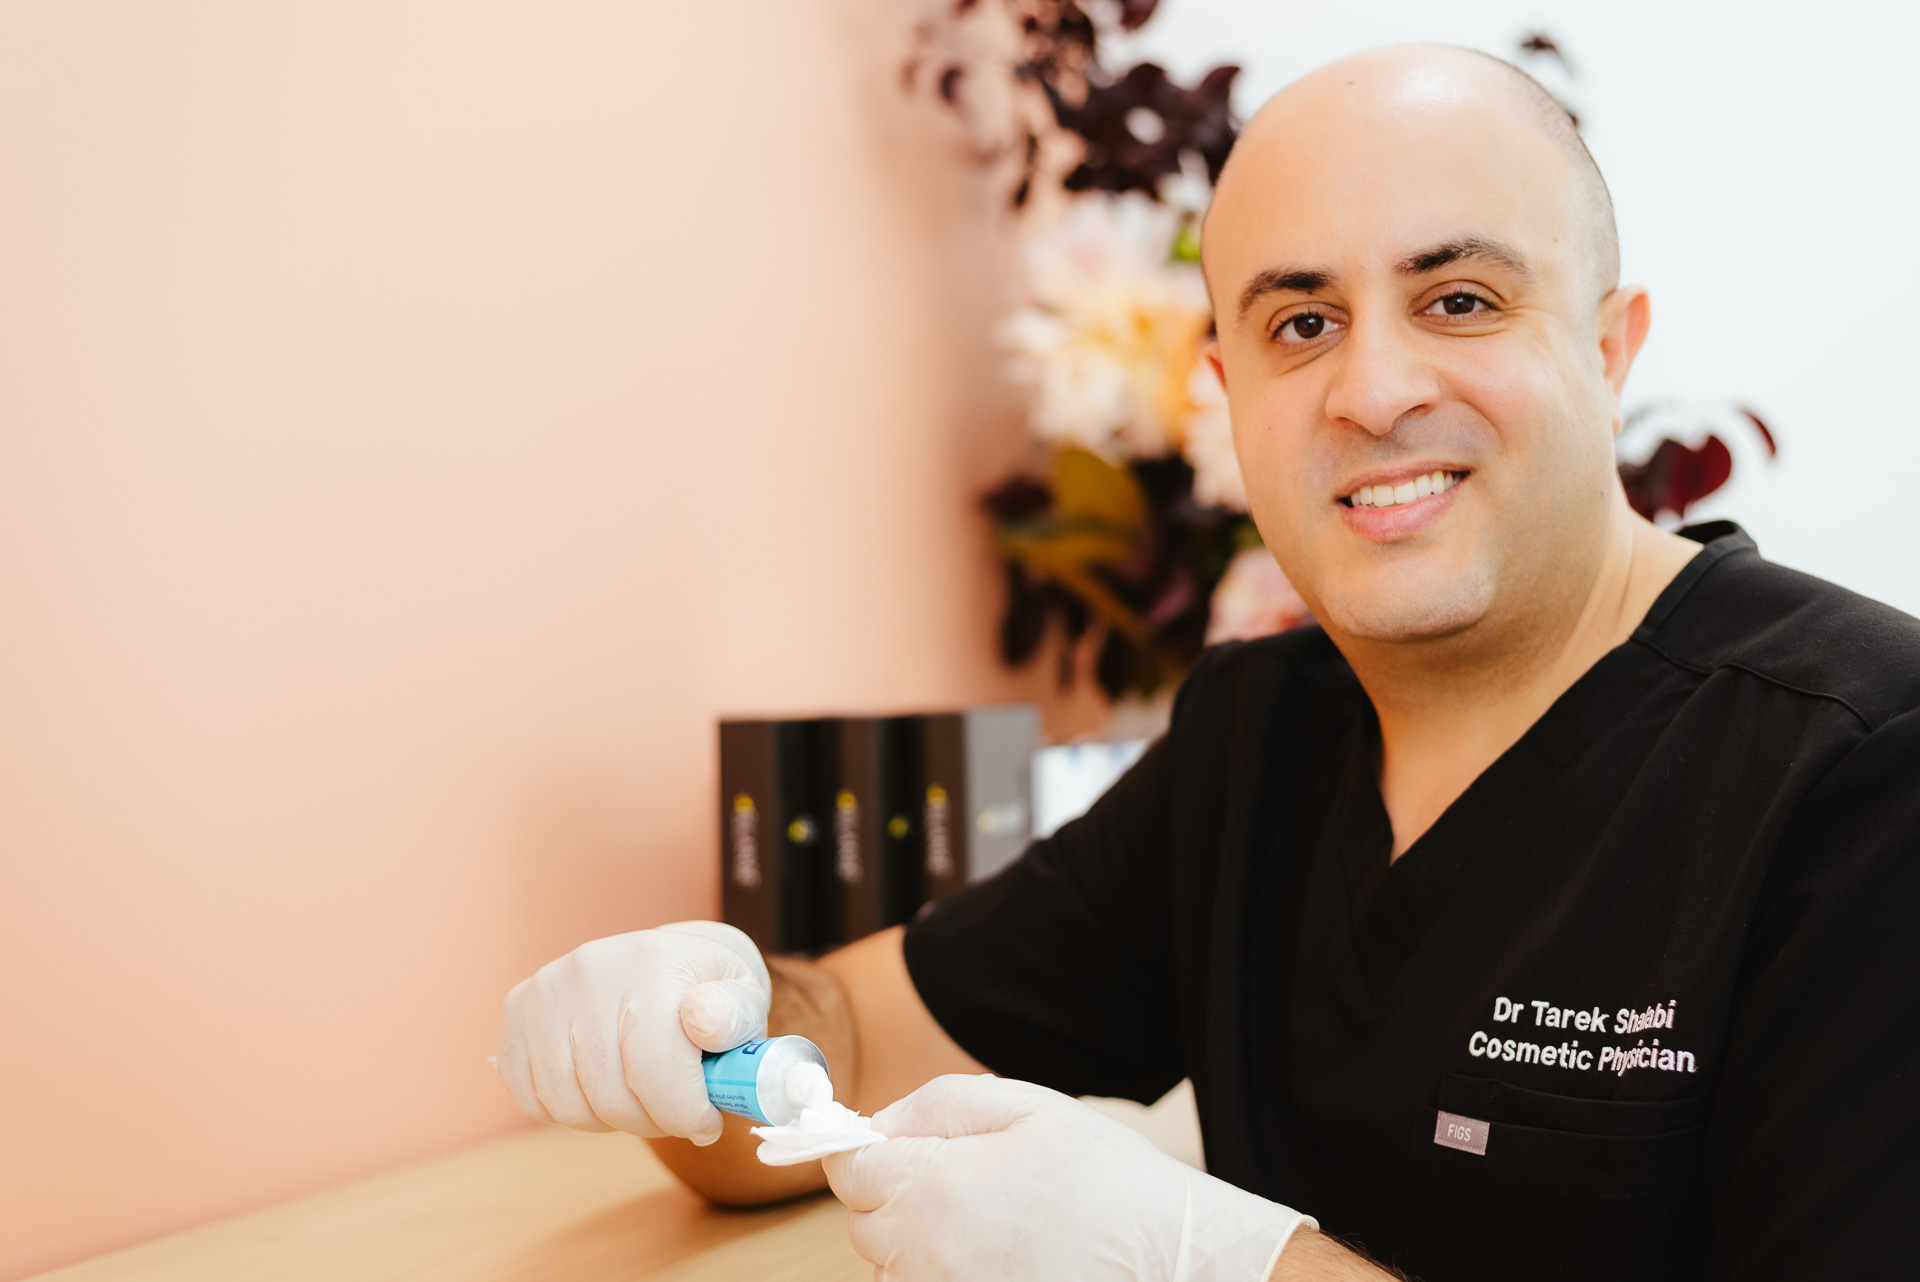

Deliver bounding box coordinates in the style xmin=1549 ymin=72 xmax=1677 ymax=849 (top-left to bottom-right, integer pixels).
xmin=645 ymin=953 xmax=857 ymax=1205
xmin=1273 ymin=1229 xmax=1406 ymax=1281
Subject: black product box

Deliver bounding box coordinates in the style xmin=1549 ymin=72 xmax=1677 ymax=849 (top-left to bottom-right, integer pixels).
xmin=718 ymin=718 xmax=828 ymax=955
xmin=821 ymin=716 xmax=920 ymax=945
xmin=915 ymin=705 xmax=1038 ymax=907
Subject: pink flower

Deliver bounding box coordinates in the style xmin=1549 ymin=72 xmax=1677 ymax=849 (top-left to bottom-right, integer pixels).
xmin=1206 ymin=547 xmax=1313 ymax=643
xmin=1180 ymin=359 xmax=1246 ymax=511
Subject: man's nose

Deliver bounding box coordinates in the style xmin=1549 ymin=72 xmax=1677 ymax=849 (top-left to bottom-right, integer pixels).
xmin=1320 ymin=317 xmax=1441 ymax=438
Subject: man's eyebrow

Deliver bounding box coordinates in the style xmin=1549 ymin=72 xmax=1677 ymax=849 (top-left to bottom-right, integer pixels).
xmin=1236 ymin=267 xmax=1335 ymax=320
xmin=1396 ymin=237 xmax=1536 ymax=280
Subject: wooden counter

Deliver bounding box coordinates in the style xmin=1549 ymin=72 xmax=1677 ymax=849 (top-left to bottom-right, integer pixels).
xmin=32 ymin=1081 xmax=1202 ymax=1280
xmin=32 ymin=1127 xmax=867 ymax=1282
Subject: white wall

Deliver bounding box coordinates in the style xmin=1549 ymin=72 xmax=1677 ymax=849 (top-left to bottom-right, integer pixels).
xmin=1113 ymin=2 xmax=1920 ymax=616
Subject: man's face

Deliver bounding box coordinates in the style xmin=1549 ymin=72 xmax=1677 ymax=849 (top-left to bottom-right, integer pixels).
xmin=1204 ymin=62 xmax=1623 ymax=647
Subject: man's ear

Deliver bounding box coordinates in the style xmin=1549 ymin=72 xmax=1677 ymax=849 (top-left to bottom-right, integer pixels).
xmin=1597 ymin=287 xmax=1652 ymax=435
xmin=1204 ymin=339 xmax=1226 ymax=389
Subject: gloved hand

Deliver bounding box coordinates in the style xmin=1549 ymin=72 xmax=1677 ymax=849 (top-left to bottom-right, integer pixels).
xmin=495 ymin=920 xmax=770 ymax=1145
xmin=824 ymin=1074 xmax=1314 ymax=1282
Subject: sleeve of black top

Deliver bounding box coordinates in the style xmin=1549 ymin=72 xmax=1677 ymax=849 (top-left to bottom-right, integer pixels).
xmin=1700 ymin=705 xmax=1920 ymax=1278
xmin=902 ymin=728 xmax=1185 ymax=1105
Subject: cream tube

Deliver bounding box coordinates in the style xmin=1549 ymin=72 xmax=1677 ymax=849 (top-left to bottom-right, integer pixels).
xmin=700 ymin=1035 xmax=832 ymax=1126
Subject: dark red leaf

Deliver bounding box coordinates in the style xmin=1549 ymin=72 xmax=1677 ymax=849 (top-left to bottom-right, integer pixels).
xmin=1618 ymin=435 xmax=1734 ymax=522
xmin=998 ymin=561 xmax=1048 ymax=667
xmin=1051 ymin=60 xmax=1240 ymax=197
xmin=981 ymin=474 xmax=1052 ymax=520
xmin=1048 ymin=583 xmax=1091 ymax=642
xmin=1737 ymin=406 xmax=1779 ymax=457
xmin=1094 ymin=630 xmax=1133 ymax=700
xmin=1196 ymin=64 xmax=1240 ymax=97
xmin=1518 ymin=32 xmax=1576 ymax=76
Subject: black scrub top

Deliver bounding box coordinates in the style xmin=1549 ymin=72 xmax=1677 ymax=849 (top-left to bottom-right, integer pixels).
xmin=903 ymin=523 xmax=1920 ymax=1281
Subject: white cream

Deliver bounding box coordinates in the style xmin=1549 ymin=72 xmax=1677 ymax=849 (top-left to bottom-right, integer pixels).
xmin=1348 ymin=470 xmax=1461 ymax=508
xmin=784 ymin=1060 xmax=833 ymax=1113
xmin=752 ymin=1099 xmax=888 ymax=1166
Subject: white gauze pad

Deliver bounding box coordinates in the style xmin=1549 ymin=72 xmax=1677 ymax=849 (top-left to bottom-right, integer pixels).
xmin=750 ymin=1099 xmax=887 ymax=1166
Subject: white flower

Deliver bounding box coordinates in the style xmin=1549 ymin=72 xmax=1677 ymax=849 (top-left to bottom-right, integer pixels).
xmin=1207 ymin=546 xmax=1313 ymax=644
xmin=1156 ymin=150 xmax=1214 ymax=217
xmin=999 ymin=193 xmax=1212 ymax=459
xmin=1181 ymin=359 xmax=1247 ymax=511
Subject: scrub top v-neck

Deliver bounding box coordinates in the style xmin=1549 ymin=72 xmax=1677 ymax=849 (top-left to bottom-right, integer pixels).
xmin=1334 ymin=590 xmax=1693 ymax=997
xmin=904 ymin=523 xmax=1920 ymax=1281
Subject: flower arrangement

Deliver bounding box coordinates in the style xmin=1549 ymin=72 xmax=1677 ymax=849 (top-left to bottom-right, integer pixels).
xmin=981 ymin=188 xmax=1300 ymax=699
xmin=909 ymin=5 xmax=1772 ymax=700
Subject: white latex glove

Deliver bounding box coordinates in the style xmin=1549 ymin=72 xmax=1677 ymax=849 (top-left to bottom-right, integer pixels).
xmin=824 ymin=1074 xmax=1314 ymax=1282
xmin=495 ymin=920 xmax=770 ymax=1145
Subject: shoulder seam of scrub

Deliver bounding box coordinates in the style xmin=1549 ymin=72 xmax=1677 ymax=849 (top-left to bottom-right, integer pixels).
xmin=1630 ymin=635 xmax=1876 ymax=734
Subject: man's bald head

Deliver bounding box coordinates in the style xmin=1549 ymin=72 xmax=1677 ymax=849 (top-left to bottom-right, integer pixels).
xmin=1206 ymin=45 xmax=1619 ymax=304
xmin=1454 ymin=48 xmax=1619 ymax=300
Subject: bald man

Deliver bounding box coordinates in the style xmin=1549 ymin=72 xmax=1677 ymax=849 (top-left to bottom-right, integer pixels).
xmin=497 ymin=46 xmax=1920 ymax=1281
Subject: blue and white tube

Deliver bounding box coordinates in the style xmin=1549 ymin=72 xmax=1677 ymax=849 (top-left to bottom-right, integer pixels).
xmin=701 ymin=1035 xmax=833 ymax=1126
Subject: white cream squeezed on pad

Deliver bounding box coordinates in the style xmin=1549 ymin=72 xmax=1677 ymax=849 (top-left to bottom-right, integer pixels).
xmin=751 ymin=1101 xmax=887 ymax=1165
xmin=749 ymin=1061 xmax=886 ymax=1165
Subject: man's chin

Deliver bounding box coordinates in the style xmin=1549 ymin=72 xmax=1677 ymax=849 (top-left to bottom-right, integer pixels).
xmin=1312 ymin=568 xmax=1497 ymax=646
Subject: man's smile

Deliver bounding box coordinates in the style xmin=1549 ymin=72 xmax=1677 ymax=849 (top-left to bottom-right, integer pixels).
xmin=1343 ymin=469 xmax=1466 ymax=508
xmin=1337 ymin=468 xmax=1469 ymax=540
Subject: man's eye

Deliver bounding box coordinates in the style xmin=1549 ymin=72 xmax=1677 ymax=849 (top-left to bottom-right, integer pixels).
xmin=1427 ymin=292 xmax=1490 ymax=317
xmin=1276 ymin=312 xmax=1339 ymax=343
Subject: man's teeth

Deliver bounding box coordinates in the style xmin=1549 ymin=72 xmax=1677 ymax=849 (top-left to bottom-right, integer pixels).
xmin=1349 ymin=471 xmax=1462 ymax=508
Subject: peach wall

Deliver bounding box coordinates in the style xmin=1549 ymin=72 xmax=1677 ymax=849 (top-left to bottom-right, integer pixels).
xmin=0 ymin=3 xmax=1062 ymax=1274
